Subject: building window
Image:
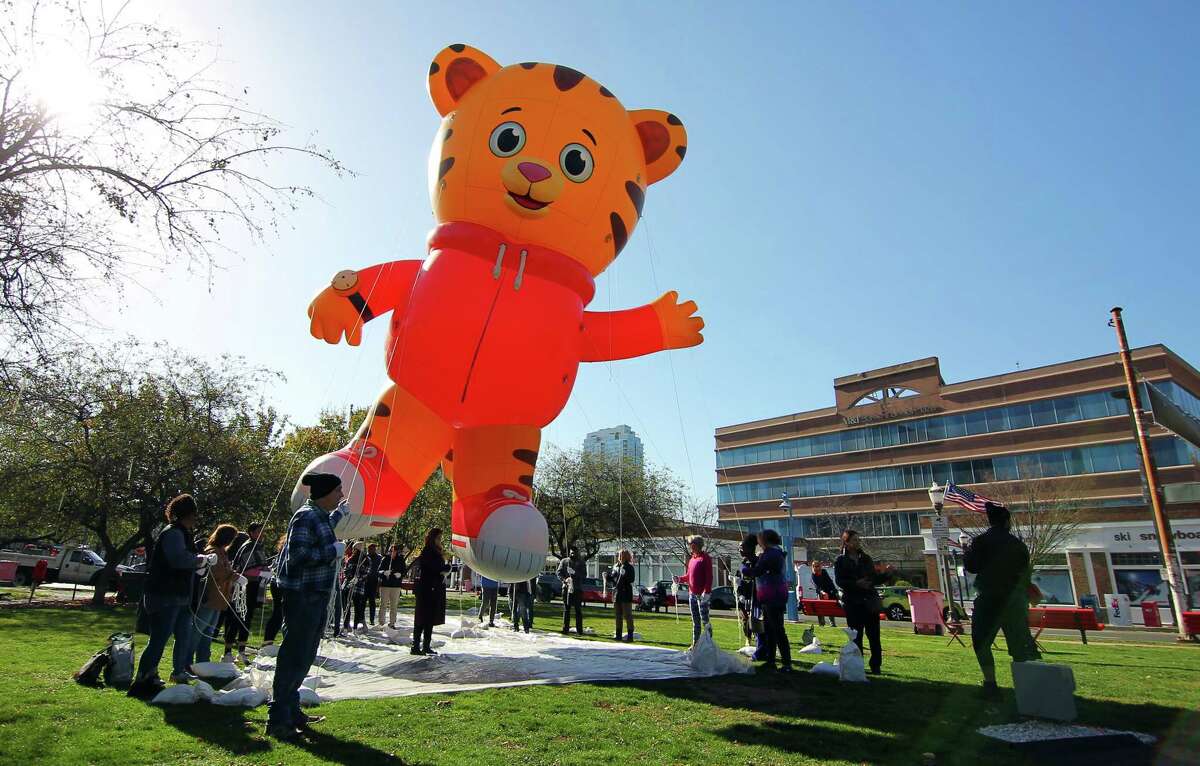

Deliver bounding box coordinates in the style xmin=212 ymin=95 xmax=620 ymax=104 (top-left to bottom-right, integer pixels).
xmin=1031 ymin=569 xmax=1075 ymax=606
xmin=716 ymin=437 xmax=1194 ymax=505
xmin=716 ymin=386 xmax=1140 ymax=469
xmin=1110 ymin=552 xmax=1163 ymax=566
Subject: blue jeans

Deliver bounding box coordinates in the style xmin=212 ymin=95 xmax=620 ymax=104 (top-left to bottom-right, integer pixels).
xmin=511 ymin=592 xmax=533 ymax=631
xmin=135 ymin=597 xmax=193 ymax=679
xmin=191 ymin=606 xmax=223 ymax=664
xmin=269 ymin=589 xmax=328 ymax=729
xmin=690 ymin=595 xmax=712 ymax=644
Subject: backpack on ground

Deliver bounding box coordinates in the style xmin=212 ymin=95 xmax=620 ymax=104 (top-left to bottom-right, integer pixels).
xmin=103 ymin=632 xmax=135 ymax=689
xmin=74 ymin=649 xmax=109 ymax=687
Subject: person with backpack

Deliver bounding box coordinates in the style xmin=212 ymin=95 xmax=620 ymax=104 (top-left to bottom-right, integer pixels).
xmin=129 ymin=494 xmax=210 ymax=696
xmin=378 ymin=543 xmax=407 ymax=629
xmin=267 ymin=472 xmax=347 ymax=741
xmin=192 ymin=524 xmax=241 ymax=666
xmin=964 ymin=502 xmax=1042 ymax=696
xmin=223 ymin=523 xmax=269 ymax=663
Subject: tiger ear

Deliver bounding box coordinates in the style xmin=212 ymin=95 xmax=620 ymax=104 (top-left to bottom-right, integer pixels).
xmin=628 ymin=109 xmax=687 ymax=185
xmin=427 ymin=44 xmax=502 ymax=116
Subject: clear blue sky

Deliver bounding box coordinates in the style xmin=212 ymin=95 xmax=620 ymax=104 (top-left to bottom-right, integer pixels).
xmin=106 ymin=2 xmax=1199 ymax=502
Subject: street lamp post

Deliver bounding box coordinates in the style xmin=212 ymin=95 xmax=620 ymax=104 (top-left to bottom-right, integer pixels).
xmin=926 ymin=483 xmax=954 ymax=610
xmin=780 ymin=494 xmax=798 ymax=621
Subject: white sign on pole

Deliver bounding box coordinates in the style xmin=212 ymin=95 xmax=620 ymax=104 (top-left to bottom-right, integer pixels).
xmin=932 ymin=516 xmax=950 ymax=546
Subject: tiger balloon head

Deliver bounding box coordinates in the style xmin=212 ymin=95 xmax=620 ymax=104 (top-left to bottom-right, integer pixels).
xmin=427 ymin=44 xmax=687 ymax=277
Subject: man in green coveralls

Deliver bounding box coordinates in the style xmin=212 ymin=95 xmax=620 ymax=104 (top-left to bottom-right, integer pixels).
xmin=963 ymin=502 xmax=1041 ymax=695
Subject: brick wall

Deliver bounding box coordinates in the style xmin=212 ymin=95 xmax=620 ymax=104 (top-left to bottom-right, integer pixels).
xmin=1067 ymin=552 xmax=1090 ymax=604
xmin=1090 ymin=552 xmax=1114 ymax=596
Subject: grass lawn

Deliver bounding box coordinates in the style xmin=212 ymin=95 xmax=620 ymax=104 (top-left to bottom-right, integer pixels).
xmin=0 ymin=599 xmax=1196 ymax=766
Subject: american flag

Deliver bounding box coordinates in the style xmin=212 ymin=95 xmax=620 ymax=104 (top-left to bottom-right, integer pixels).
xmin=943 ymin=482 xmax=992 ymax=513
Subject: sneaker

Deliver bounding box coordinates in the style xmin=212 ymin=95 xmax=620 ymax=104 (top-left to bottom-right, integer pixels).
xmin=356 ymin=623 xmax=365 ymax=631
xmin=524 ymin=628 xmax=531 ymax=634
xmin=622 ymin=636 xmax=633 ymax=643
xmin=169 ymin=671 xmax=197 ymax=684
xmin=423 ymin=648 xmax=438 ymax=656
xmin=127 ymin=675 xmax=165 ymax=698
xmin=410 ymin=646 xmax=424 ymax=656
xmin=296 ymin=713 xmax=327 ymax=731
xmin=870 ymin=667 xmax=882 ymax=676
xmin=237 ymin=652 xmax=249 ymax=665
xmin=221 ymin=652 xmax=235 ymax=664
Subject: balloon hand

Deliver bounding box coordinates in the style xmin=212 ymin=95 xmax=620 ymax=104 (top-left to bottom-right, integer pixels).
xmin=308 ymin=272 xmax=365 ymax=346
xmin=653 ymin=291 xmax=705 ymax=350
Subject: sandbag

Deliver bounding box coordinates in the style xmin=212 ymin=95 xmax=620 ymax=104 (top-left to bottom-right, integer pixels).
xmin=810 ymin=662 xmax=839 ymax=677
xmin=152 ymin=684 xmax=200 ymax=705
xmin=836 ymin=628 xmax=867 ymax=683
xmin=222 ymin=674 xmax=252 ymax=691
xmin=213 ymin=687 xmax=269 ymax=707
xmin=299 ymin=686 xmax=322 ymax=707
xmin=685 ymin=633 xmax=753 ymax=676
xmin=257 ymin=644 xmax=280 ymax=657
xmin=798 ymin=637 xmax=823 ymax=655
xmin=190 ymin=661 xmax=241 ymax=680
xmin=193 ymin=680 xmax=217 ymax=702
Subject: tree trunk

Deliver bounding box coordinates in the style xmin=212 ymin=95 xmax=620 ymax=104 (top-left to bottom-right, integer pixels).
xmin=91 ymin=564 xmax=116 ymax=606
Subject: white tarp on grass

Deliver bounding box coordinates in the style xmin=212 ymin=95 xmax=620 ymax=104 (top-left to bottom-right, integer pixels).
xmin=251 ymin=613 xmax=751 ymax=701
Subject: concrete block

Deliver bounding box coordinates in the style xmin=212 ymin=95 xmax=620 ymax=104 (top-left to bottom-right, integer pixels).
xmin=1012 ymin=661 xmax=1077 ymax=722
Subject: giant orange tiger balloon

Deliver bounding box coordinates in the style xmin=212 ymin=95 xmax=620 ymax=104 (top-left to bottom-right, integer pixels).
xmin=292 ymin=44 xmax=703 ymax=582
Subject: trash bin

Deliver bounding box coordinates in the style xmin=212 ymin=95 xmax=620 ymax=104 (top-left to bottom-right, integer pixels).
xmin=1141 ymin=600 xmax=1162 ymax=628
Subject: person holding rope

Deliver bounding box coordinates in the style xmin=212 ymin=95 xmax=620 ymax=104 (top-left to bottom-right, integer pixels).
xmin=834 ymin=529 xmax=888 ymax=676
xmin=128 ymin=494 xmax=210 ymax=696
xmin=192 ymin=525 xmax=241 ymax=666
xmin=266 ymin=472 xmax=347 ymax=742
xmin=736 ymin=534 xmax=765 ymax=659
xmin=223 ymin=523 xmax=269 ymax=664
xmin=685 ymin=536 xmax=714 ymax=646
xmin=558 ymin=545 xmax=586 ymax=635
xmin=753 ymin=529 xmax=793 ymax=672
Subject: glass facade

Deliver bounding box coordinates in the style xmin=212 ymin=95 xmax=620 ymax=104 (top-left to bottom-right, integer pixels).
xmin=1151 ymin=380 xmax=1200 ymax=421
xmin=717 ymin=511 xmax=922 ymax=539
xmin=717 ymin=436 xmax=1196 ymax=505
xmin=717 ymin=388 xmax=1133 ymax=469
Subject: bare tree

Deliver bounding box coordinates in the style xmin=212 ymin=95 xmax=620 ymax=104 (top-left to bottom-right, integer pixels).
xmin=954 ymin=475 xmax=1088 ymax=569
xmin=0 ymin=0 xmax=346 ymax=357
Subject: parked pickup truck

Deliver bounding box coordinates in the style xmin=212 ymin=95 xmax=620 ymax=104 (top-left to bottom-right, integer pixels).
xmin=0 ymin=542 xmax=107 ymax=587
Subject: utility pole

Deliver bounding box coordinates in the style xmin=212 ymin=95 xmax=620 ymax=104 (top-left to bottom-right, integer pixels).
xmin=1109 ymin=307 xmax=1189 ymax=640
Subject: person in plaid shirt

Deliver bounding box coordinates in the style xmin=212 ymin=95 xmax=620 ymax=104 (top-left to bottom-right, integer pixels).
xmin=267 ymin=472 xmax=347 ymax=741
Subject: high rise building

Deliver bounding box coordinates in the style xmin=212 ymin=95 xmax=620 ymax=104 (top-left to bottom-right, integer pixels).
xmin=583 ymin=425 xmax=645 ymax=467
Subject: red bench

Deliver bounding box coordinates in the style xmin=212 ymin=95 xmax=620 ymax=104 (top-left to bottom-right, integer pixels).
xmin=801 ymin=598 xmax=846 ymax=618
xmin=1028 ymin=606 xmax=1105 ymax=645
xmin=1182 ymin=611 xmax=1200 ymax=641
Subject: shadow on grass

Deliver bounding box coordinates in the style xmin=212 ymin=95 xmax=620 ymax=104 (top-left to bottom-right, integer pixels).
xmin=610 ymin=669 xmax=1195 ymax=766
xmin=159 ymin=705 xmax=421 ymax=765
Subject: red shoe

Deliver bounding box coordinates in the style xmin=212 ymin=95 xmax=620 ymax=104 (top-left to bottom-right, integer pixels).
xmin=291 ymin=440 xmax=415 ymax=539
xmin=451 ymin=485 xmax=548 ymax=582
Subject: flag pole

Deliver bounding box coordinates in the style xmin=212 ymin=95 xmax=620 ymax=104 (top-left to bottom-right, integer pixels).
xmin=1109 ymin=307 xmax=1189 ymax=640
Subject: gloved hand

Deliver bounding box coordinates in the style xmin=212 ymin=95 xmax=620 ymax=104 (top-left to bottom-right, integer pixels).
xmin=333 ymin=541 xmax=346 ymax=559
xmin=236 ymin=574 xmax=248 ymax=587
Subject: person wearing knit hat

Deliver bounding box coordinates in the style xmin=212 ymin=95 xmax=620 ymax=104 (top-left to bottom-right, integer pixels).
xmin=267 ymin=472 xmax=348 ymax=740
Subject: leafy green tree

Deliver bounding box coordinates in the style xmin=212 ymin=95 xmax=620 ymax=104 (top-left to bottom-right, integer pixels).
xmin=0 ymin=341 xmax=283 ymax=603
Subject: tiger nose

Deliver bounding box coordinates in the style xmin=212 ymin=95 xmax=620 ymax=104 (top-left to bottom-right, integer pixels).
xmin=518 ymin=162 xmax=552 ymax=183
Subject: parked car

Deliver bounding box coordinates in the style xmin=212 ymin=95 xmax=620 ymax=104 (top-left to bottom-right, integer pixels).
xmin=0 ymin=543 xmax=106 ymax=587
xmin=535 ymin=572 xmax=562 ymax=603
xmin=878 ymin=586 xmax=967 ymax=622
xmin=708 ymin=586 xmax=736 ymax=611
xmin=577 ymin=577 xmax=610 ymax=605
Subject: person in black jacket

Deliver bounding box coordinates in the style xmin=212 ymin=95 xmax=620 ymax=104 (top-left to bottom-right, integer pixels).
xmin=412 ymin=528 xmax=451 ymax=655
xmin=129 ymin=494 xmax=208 ymax=696
xmin=557 ymin=545 xmax=586 ymax=634
xmin=609 ymin=549 xmax=636 ymax=641
xmin=363 ymin=543 xmax=382 ymax=626
xmin=378 ymin=543 xmax=407 ymax=629
xmin=964 ymin=503 xmax=1041 ymax=694
xmin=812 ymin=562 xmax=838 ymax=627
xmin=834 ymin=529 xmax=888 ymax=675
xmin=735 ymin=534 xmax=764 ymax=656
